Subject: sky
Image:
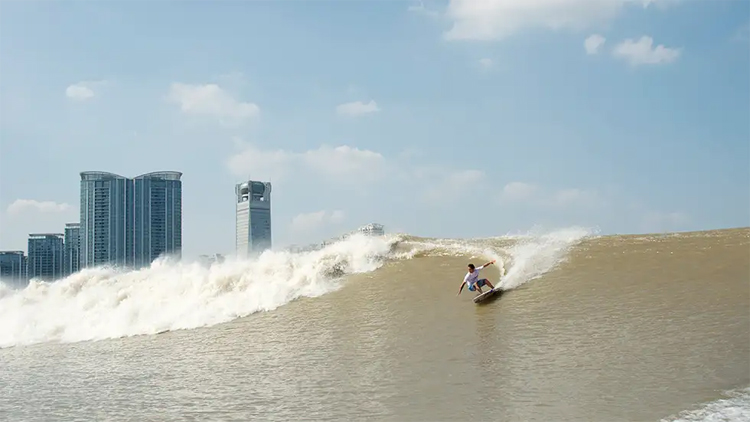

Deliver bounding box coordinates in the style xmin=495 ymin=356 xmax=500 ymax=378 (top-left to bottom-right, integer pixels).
xmin=0 ymin=0 xmax=748 ymax=258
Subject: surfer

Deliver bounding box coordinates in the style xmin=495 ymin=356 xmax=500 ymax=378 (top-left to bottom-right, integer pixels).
xmin=457 ymin=260 xmax=496 ymax=296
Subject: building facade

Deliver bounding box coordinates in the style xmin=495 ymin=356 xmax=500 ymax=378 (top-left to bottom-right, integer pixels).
xmin=133 ymin=172 xmax=182 ymax=267
xmin=236 ymin=180 xmax=272 ymax=256
xmin=80 ymin=171 xmax=182 ymax=269
xmin=64 ymin=223 xmax=81 ymax=276
xmin=27 ymin=234 xmax=64 ymax=281
xmin=80 ymin=172 xmax=131 ymax=268
xmin=0 ymin=251 xmax=27 ymax=286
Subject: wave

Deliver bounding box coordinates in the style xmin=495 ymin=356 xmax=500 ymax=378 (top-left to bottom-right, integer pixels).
xmin=0 ymin=226 xmax=594 ymax=348
xmin=0 ymin=233 xmax=399 ymax=348
xmin=393 ymin=225 xmax=594 ymax=290
xmin=661 ymin=387 xmax=750 ymax=422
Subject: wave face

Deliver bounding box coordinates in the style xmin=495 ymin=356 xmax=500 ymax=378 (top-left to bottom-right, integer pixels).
xmin=0 ymin=227 xmax=593 ymax=348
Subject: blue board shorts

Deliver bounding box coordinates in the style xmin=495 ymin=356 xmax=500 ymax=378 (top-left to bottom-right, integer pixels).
xmin=468 ymin=279 xmax=488 ymax=291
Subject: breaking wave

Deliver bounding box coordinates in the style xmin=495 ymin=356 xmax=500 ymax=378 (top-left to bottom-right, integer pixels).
xmin=0 ymin=227 xmax=593 ymax=348
xmin=661 ymin=387 xmax=750 ymax=422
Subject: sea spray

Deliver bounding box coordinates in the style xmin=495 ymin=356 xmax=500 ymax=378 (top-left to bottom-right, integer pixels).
xmin=498 ymin=226 xmax=595 ymax=290
xmin=0 ymin=233 xmax=399 ymax=348
xmin=661 ymin=387 xmax=750 ymax=422
xmin=395 ymin=227 xmax=594 ymax=290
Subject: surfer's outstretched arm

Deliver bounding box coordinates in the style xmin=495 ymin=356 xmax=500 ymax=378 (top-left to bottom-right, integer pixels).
xmin=457 ymin=281 xmax=466 ymax=296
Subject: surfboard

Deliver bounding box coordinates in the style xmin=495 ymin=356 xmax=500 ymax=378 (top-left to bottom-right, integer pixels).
xmin=473 ymin=288 xmax=502 ymax=304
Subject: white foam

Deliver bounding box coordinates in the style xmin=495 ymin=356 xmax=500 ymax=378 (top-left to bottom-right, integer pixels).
xmin=392 ymin=226 xmax=594 ymax=291
xmin=662 ymin=387 xmax=750 ymax=422
xmin=494 ymin=226 xmax=595 ymax=290
xmin=0 ymin=233 xmax=398 ymax=348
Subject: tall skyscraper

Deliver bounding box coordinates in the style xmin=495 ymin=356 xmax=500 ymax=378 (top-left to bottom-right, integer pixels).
xmin=80 ymin=172 xmax=131 ymax=268
xmin=0 ymin=251 xmax=27 ymax=286
xmin=64 ymin=222 xmax=81 ymax=276
xmin=236 ymin=180 xmax=272 ymax=256
xmin=80 ymin=171 xmax=182 ymax=269
xmin=27 ymin=234 xmax=64 ymax=281
xmin=133 ymin=172 xmax=183 ymax=266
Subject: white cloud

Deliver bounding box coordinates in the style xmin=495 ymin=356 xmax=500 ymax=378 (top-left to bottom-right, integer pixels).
xmin=498 ymin=183 xmax=605 ymax=210
xmin=7 ymin=199 xmax=71 ymax=216
xmin=612 ymin=36 xmax=681 ymax=66
xmin=336 ymin=100 xmax=380 ymax=116
xmin=641 ymin=0 xmax=681 ymax=10
xmin=166 ymin=83 xmax=259 ymax=122
xmin=291 ymin=210 xmax=347 ymax=232
xmin=421 ymin=169 xmax=486 ymax=203
xmin=226 ymin=144 xmax=293 ymax=183
xmin=501 ymin=182 xmax=539 ymax=202
xmin=303 ymin=145 xmax=386 ymax=180
xmin=227 ymin=143 xmax=386 ymax=184
xmin=449 ymin=169 xmax=484 ymax=185
xmin=551 ymin=188 xmax=603 ymax=209
xmin=478 ymin=58 xmax=494 ymax=69
xmin=66 ymin=84 xmax=94 ymax=101
xmin=65 ymin=80 xmax=106 ymax=101
xmin=443 ymin=0 xmax=628 ymax=41
xmin=441 ymin=0 xmax=677 ymax=41
xmin=584 ymin=34 xmax=606 ymax=54
xmin=408 ymin=1 xmax=441 ymax=17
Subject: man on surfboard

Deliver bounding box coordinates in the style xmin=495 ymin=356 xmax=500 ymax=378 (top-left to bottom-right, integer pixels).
xmin=457 ymin=259 xmax=497 ymax=296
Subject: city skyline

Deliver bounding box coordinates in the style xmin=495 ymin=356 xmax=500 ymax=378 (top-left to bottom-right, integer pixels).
xmin=0 ymin=1 xmax=747 ymax=258
xmin=0 ymin=170 xmax=185 ymax=284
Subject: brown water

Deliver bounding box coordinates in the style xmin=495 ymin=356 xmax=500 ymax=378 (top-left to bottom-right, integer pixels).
xmin=1 ymin=227 xmax=748 ymax=421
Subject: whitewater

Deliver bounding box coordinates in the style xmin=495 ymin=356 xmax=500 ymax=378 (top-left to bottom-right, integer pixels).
xmin=0 ymin=227 xmax=591 ymax=349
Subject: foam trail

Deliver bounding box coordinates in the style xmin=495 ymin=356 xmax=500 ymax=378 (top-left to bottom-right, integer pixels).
xmin=395 ymin=227 xmax=593 ymax=290
xmin=661 ymin=387 xmax=750 ymax=422
xmin=493 ymin=226 xmax=594 ymax=290
xmin=0 ymin=234 xmax=398 ymax=348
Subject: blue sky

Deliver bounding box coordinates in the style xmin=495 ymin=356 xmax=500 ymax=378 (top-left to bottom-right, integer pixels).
xmin=0 ymin=0 xmax=748 ymax=258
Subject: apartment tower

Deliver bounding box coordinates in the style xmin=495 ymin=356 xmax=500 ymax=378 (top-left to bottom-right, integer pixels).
xmin=64 ymin=222 xmax=81 ymax=276
xmin=27 ymin=234 xmax=64 ymax=281
xmin=80 ymin=171 xmax=182 ymax=269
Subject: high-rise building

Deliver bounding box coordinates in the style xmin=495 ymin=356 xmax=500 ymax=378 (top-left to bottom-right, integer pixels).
xmin=80 ymin=171 xmax=182 ymax=269
xmin=132 ymin=172 xmax=183 ymax=266
xmin=80 ymin=172 xmax=131 ymax=268
xmin=64 ymin=222 xmax=81 ymax=276
xmin=236 ymin=180 xmax=272 ymax=256
xmin=0 ymin=251 xmax=27 ymax=286
xmin=27 ymin=234 xmax=64 ymax=281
